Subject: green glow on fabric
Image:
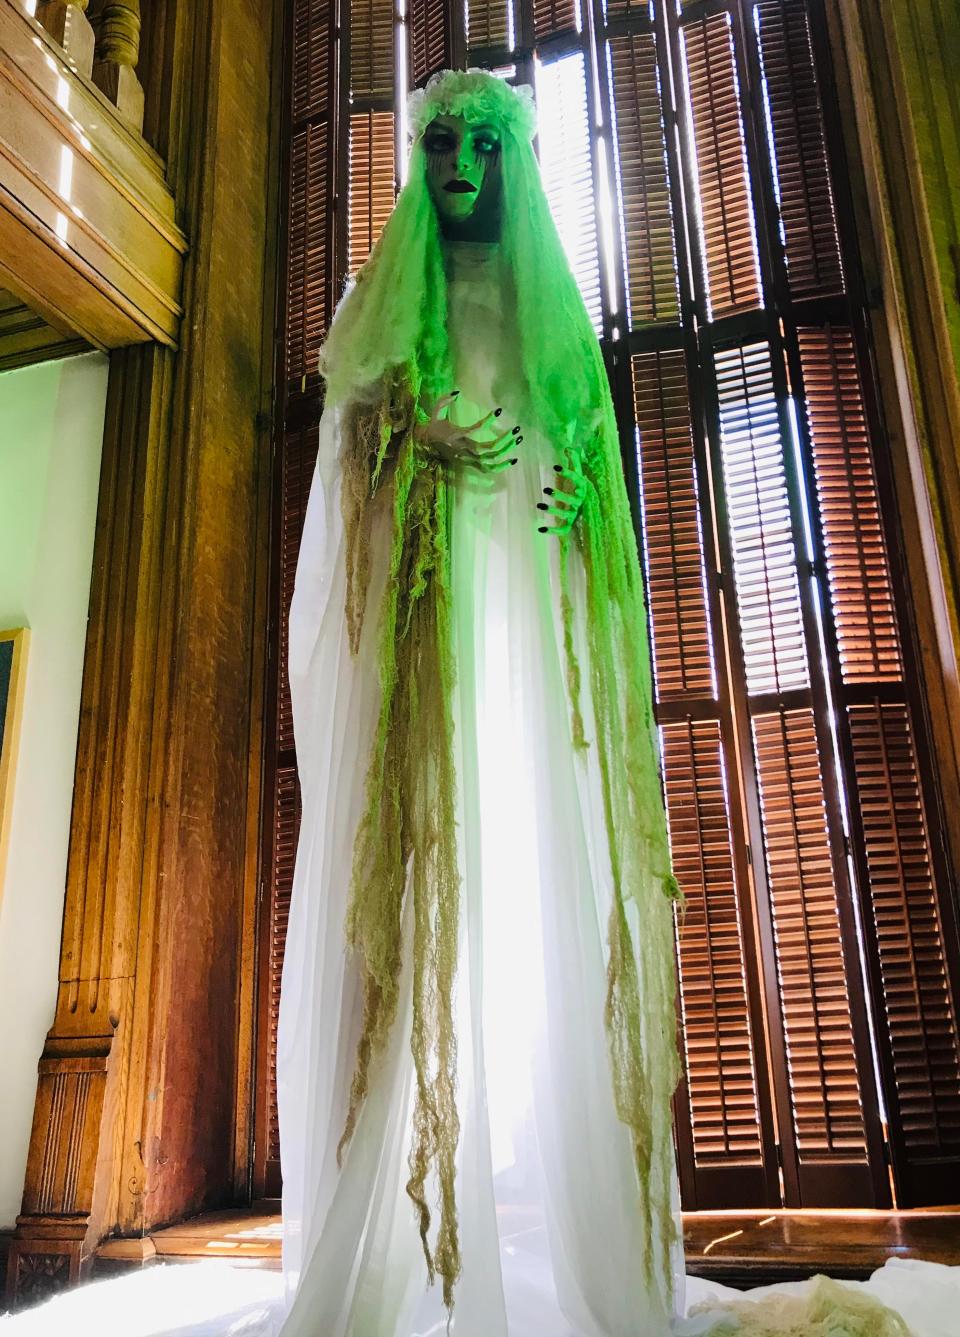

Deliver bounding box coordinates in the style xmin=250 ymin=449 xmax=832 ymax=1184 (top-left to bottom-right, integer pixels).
xmin=320 ymin=68 xmax=685 ymax=1325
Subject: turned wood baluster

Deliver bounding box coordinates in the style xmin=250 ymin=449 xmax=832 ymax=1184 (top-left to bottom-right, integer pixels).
xmin=91 ymin=0 xmax=145 ymax=133
xmin=35 ymin=0 xmax=96 ymax=77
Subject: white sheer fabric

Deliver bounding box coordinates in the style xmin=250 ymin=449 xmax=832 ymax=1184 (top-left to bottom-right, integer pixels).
xmin=275 ymin=237 xmax=686 ymax=1337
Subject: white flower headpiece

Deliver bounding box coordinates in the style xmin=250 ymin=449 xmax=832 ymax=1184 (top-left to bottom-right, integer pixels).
xmin=406 ymin=67 xmax=537 ymax=144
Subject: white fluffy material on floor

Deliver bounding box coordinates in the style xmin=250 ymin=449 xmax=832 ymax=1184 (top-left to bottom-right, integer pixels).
xmin=1 ymin=1258 xmax=959 ymax=1336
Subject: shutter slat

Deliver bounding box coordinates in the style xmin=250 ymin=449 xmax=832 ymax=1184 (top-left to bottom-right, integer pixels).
xmin=755 ymin=0 xmax=844 ymax=300
xmin=608 ymin=34 xmax=680 ymax=327
xmin=715 ymin=340 xmax=808 ymax=696
xmin=633 ymin=350 xmax=715 ymax=701
xmin=663 ymin=719 xmax=764 ymax=1164
xmin=349 ymin=111 xmax=397 ymax=276
xmin=753 ymin=709 xmax=869 ymax=1158
xmin=681 ymin=13 xmax=762 ymax=319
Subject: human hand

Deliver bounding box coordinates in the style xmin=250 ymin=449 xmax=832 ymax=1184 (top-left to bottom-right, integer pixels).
xmin=414 ymin=391 xmax=522 ymax=473
xmin=537 ymin=455 xmax=588 ymax=536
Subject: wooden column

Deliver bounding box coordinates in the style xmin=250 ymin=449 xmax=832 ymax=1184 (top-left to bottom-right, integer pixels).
xmin=35 ymin=0 xmax=95 ymax=75
xmin=90 ymin=0 xmax=145 ymax=132
xmin=4 ymin=0 xmax=278 ymax=1306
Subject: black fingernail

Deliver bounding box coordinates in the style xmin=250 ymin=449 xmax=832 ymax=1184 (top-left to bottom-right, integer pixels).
xmin=554 ymin=464 xmax=563 ymax=472
xmin=510 ymin=458 xmax=518 ymax=465
xmin=538 ymin=526 xmax=548 ymax=533
xmin=516 ymin=435 xmax=523 ymax=444
xmin=512 ymin=425 xmax=520 ymax=434
xmin=544 ymin=487 xmax=554 ymax=495
xmin=494 ymin=407 xmax=502 ymax=416
xmin=452 ymin=389 xmax=460 ymax=396
xmin=537 ymin=503 xmax=548 ymax=511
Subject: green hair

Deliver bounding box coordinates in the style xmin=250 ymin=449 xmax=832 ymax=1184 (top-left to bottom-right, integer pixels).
xmin=320 ymin=66 xmax=685 ymax=1325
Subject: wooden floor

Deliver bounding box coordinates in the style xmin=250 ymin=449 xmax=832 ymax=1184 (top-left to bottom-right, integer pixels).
xmin=96 ymin=1203 xmax=960 ymax=1289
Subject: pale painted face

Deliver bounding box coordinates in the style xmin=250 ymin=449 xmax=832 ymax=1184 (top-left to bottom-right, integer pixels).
xmin=422 ymin=114 xmax=503 ymax=240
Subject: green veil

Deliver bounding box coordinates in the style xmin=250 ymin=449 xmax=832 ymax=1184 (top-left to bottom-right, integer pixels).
xmin=316 ymin=68 xmax=685 ymax=1320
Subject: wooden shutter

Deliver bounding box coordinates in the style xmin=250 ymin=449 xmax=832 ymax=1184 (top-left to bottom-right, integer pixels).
xmin=257 ymin=0 xmax=407 ymax=1199
xmin=349 ymin=111 xmax=396 ymax=274
xmin=796 ymin=322 xmax=960 ymax=1202
xmin=409 ymin=0 xmax=457 ymax=87
xmin=467 ymin=0 xmax=512 ymax=51
xmin=662 ymin=720 xmax=763 ymax=1168
xmin=632 ymin=350 xmax=713 ymax=700
xmin=532 ymin=0 xmax=577 ymax=43
xmin=351 ymin=0 xmax=395 ymax=98
xmin=607 ymin=34 xmax=680 ymax=327
xmin=680 ymin=13 xmax=762 ymax=319
xmin=754 ymin=0 xmax=844 ymax=300
xmin=535 ymin=52 xmax=603 ymax=334
xmin=714 ymin=340 xmax=808 ymax=696
xmin=260 ymin=0 xmax=960 ymax=1211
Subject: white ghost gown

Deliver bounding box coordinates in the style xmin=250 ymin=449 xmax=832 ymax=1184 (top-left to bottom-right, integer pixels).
xmin=275 ymin=235 xmax=687 ymax=1337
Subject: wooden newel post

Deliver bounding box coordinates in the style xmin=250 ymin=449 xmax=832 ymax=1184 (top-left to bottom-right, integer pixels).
xmin=35 ymin=0 xmax=96 ymax=77
xmin=91 ymin=0 xmax=144 ymax=133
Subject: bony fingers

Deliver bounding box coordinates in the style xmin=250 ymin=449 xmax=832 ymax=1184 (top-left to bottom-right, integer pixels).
xmin=470 ymin=405 xmax=502 ymax=432
xmin=536 ymin=502 xmax=575 ymax=520
xmin=542 ymin=488 xmax=576 ymax=511
xmin=435 ymin=390 xmax=460 ymax=418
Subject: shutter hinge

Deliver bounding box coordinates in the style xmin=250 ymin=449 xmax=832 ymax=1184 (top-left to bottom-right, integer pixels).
xmin=774 ymin=1140 xmax=783 ymax=1168
xmin=745 ymin=843 xmax=753 ymax=868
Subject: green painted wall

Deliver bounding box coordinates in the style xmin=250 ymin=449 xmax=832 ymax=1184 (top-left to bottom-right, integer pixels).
xmin=0 ymin=351 xmax=109 ymax=1229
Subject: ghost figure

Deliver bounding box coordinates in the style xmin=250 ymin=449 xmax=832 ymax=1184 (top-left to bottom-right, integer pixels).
xmin=275 ymin=68 xmax=686 ymax=1337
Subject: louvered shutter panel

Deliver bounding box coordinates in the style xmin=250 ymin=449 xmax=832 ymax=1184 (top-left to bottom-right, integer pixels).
xmin=409 ymin=0 xmax=456 ymax=87
xmin=751 ymin=708 xmax=868 ymax=1158
xmin=607 ymin=35 xmax=680 ymax=327
xmin=632 ymin=351 xmax=713 ymax=700
xmin=349 ymin=111 xmax=397 ymax=274
xmin=662 ymin=721 xmax=764 ymax=1170
xmin=466 ymin=0 xmax=512 ymax=51
xmin=532 ymin=0 xmax=577 ymax=43
xmin=680 ymin=13 xmax=762 ymax=319
xmin=754 ymin=0 xmax=844 ymax=300
xmin=351 ymin=0 xmax=395 ymax=98
xmin=535 ymin=53 xmax=603 ymax=335
xmin=797 ymin=324 xmax=960 ymax=1202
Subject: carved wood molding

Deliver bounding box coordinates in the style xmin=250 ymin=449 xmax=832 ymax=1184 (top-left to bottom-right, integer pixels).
xmin=0 ymin=288 xmax=89 ymax=369
xmin=5 ymin=0 xmax=277 ymax=1310
xmin=0 ymin=0 xmax=184 ymax=349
